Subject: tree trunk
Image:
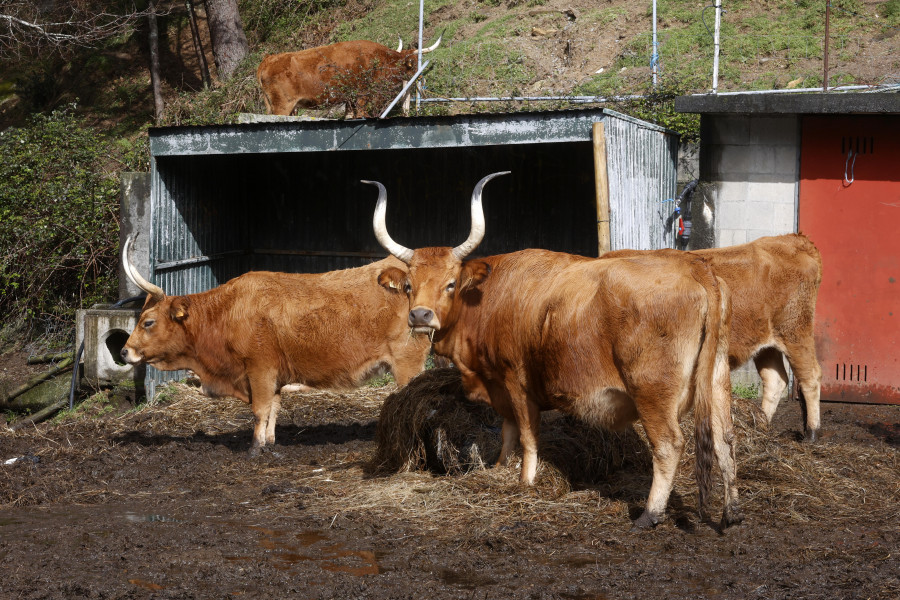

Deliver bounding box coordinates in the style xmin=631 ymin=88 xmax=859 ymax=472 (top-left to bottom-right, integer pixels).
xmin=148 ymin=0 xmax=164 ymax=122
xmin=204 ymin=0 xmax=249 ymax=80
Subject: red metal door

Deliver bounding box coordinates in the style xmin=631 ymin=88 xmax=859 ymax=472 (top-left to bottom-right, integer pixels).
xmin=799 ymin=115 xmax=900 ymax=404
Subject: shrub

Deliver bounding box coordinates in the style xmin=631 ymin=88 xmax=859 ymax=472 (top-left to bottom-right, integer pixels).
xmin=0 ymin=105 xmax=120 ymax=341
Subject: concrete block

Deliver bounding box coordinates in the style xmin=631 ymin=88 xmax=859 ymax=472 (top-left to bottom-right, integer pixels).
xmin=704 ymin=115 xmax=750 ymax=145
xmin=774 ymin=145 xmax=800 ymax=176
xmin=747 ymin=180 xmax=794 ymax=205
xmin=749 ymin=116 xmax=798 ymax=147
xmin=749 ymin=146 xmax=776 ymax=174
xmin=745 ymin=202 xmax=776 ymax=231
xmin=716 ymin=201 xmax=749 ymax=231
xmin=717 ymin=229 xmax=748 ymax=247
xmin=717 ymin=145 xmax=754 ymax=175
xmin=747 ymin=229 xmax=780 ymax=243
xmin=717 ymin=179 xmax=749 ymax=204
xmin=772 ymin=201 xmax=796 ymax=233
xmin=76 ymin=305 xmax=145 ymax=388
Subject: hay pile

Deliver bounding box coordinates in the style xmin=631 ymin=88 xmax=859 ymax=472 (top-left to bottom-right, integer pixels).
xmin=372 ymin=368 xmax=652 ymax=487
xmin=373 ymin=368 xmax=501 ymax=475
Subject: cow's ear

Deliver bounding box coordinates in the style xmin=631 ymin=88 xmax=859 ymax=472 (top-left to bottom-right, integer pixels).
xmin=378 ymin=267 xmax=407 ymax=293
xmin=460 ymin=260 xmax=491 ymax=291
xmin=170 ymin=297 xmax=190 ymax=322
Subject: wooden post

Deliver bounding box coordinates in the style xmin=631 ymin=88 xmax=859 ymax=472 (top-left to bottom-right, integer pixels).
xmin=592 ymin=122 xmax=612 ymax=255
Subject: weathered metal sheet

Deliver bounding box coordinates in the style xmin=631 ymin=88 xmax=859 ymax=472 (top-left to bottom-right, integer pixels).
xmin=149 ymin=109 xmax=672 ymax=156
xmin=604 ymin=110 xmax=680 ymax=250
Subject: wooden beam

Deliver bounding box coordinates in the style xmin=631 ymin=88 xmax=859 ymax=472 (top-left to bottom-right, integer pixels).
xmin=592 ymin=121 xmax=611 ymax=254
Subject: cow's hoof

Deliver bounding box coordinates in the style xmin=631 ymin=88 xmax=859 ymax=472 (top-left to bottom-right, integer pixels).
xmin=631 ymin=511 xmax=659 ymax=530
xmin=803 ymin=427 xmax=819 ymax=443
xmin=248 ymin=445 xmax=262 ymax=458
xmin=721 ymin=505 xmax=745 ymax=528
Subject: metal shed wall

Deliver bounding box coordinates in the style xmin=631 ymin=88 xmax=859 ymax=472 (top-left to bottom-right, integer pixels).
xmin=145 ymin=109 xmax=678 ymax=395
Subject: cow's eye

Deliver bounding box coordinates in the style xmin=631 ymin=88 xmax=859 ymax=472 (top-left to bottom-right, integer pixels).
xmin=446 ymin=281 xmax=456 ymax=293
xmin=142 ymin=319 xmax=155 ymax=328
xmin=403 ymin=282 xmax=412 ymax=294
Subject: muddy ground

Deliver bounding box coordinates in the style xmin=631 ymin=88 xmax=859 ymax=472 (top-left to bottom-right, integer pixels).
xmin=1 ymin=374 xmax=898 ymax=599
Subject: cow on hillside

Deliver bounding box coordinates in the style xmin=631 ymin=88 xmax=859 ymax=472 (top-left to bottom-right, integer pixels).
xmin=120 ymin=236 xmax=431 ymax=455
xmin=366 ymin=174 xmax=742 ymax=529
xmin=257 ymin=35 xmax=441 ymax=118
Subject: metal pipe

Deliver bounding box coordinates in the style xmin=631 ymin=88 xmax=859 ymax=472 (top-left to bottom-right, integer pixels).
xmin=419 ymin=95 xmax=643 ymax=103
xmin=652 ymin=0 xmax=659 ymax=86
xmin=697 ymin=84 xmax=875 ymax=96
xmin=712 ymin=1 xmax=722 ymax=94
xmin=417 ymin=0 xmax=425 ymax=111
xmin=380 ymin=60 xmax=430 ymax=118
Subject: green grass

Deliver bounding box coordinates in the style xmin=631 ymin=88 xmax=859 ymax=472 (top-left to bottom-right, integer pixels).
xmin=732 ymin=382 xmax=760 ymax=400
xmin=50 ymin=391 xmax=118 ymax=423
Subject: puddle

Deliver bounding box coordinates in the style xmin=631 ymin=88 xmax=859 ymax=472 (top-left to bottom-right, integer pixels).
xmin=438 ymin=567 xmax=498 ymax=589
xmin=124 ymin=513 xmax=182 ymax=524
xmin=129 ymin=578 xmax=165 ymax=591
xmin=248 ymin=526 xmax=381 ymax=576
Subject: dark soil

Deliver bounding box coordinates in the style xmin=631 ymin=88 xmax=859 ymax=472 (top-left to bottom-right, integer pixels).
xmin=1 ymin=378 xmax=898 ymax=599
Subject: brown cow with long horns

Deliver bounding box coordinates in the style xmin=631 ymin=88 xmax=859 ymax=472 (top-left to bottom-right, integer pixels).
xmin=120 ymin=236 xmax=431 ymax=455
xmin=366 ymin=173 xmax=742 ymax=529
xmin=257 ymin=35 xmax=441 ymax=118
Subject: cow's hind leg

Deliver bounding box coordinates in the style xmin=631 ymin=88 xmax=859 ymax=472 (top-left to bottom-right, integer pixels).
xmin=635 ymin=419 xmax=684 ymax=529
xmin=496 ymin=417 xmax=519 ymax=467
xmin=784 ymin=341 xmax=822 ymax=442
xmin=753 ymin=347 xmax=789 ymax=424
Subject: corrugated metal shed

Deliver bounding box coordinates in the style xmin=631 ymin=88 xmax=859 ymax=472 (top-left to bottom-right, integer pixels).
xmin=145 ymin=108 xmax=678 ymax=395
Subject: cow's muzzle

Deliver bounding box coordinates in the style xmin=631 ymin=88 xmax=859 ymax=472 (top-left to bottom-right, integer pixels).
xmin=120 ymin=346 xmax=143 ymax=365
xmin=409 ymin=307 xmax=439 ymax=333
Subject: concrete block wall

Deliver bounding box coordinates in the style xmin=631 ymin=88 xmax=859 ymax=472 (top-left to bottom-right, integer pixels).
xmin=700 ymin=114 xmax=799 ymax=248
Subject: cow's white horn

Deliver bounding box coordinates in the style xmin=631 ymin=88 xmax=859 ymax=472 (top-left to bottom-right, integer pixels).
xmin=421 ymin=33 xmax=442 ymax=54
xmin=364 ymin=180 xmax=414 ymax=264
xmin=452 ymin=171 xmax=510 ymax=261
xmin=122 ymin=234 xmax=165 ymax=301
xmin=397 ymin=37 xmax=403 ymax=52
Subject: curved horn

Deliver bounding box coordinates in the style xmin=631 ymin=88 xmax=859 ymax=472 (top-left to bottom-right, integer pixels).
xmin=396 ymin=36 xmax=403 ymax=52
xmin=363 ymin=180 xmax=414 ymax=264
xmin=122 ymin=234 xmax=165 ymax=302
xmin=420 ymin=32 xmax=442 ymax=54
xmin=452 ymin=171 xmax=511 ymax=261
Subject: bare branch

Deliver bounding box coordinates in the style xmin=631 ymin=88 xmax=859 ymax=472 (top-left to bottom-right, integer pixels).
xmin=0 ymin=1 xmax=170 ymax=58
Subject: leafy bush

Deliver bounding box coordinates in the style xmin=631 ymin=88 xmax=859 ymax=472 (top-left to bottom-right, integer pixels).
xmin=0 ymin=105 xmax=120 ymax=341
xmin=617 ymin=77 xmax=703 ymax=142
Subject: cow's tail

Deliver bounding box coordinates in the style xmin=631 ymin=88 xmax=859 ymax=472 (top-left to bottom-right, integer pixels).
xmin=691 ymin=261 xmax=732 ymax=522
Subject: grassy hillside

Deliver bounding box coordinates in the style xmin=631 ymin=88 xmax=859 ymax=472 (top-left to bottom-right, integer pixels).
xmin=2 ymin=0 xmax=898 ymax=134
xmin=180 ymin=0 xmax=899 ymax=128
